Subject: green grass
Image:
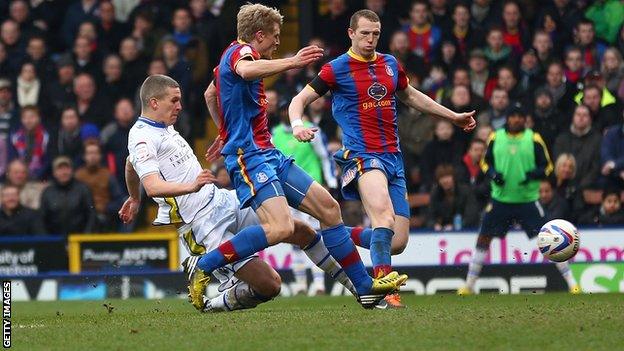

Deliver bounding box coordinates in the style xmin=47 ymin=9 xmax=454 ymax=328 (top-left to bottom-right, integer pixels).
xmin=10 ymin=294 xmax=624 ymax=351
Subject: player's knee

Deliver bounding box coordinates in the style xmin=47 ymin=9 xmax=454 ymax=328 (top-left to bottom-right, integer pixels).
xmin=391 ymin=239 xmax=407 ymax=255
xmin=266 ymin=217 xmax=295 ymax=243
xmin=257 ymin=271 xmax=281 ymax=297
xmin=375 ymin=212 xmax=395 ymax=229
xmin=317 ymin=197 xmax=342 ymax=225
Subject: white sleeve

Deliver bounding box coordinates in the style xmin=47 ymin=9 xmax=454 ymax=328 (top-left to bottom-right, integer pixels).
xmin=310 ymin=130 xmax=338 ymax=189
xmin=128 ymin=131 xmax=160 ymax=179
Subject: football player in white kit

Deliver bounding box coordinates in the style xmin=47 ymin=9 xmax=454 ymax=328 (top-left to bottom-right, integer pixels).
xmin=119 ymin=75 xmax=355 ymax=312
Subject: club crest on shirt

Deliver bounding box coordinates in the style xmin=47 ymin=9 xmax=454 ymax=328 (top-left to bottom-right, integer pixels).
xmin=239 ymin=45 xmax=252 ymax=56
xmin=385 ymin=64 xmax=394 ymax=76
xmin=256 ymin=172 xmax=268 ymax=183
xmin=367 ymin=82 xmax=387 ymax=101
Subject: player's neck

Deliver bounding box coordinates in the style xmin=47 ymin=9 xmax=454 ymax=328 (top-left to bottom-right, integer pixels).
xmin=139 ymin=113 xmax=168 ymax=127
xmin=348 ymin=47 xmax=376 ymax=62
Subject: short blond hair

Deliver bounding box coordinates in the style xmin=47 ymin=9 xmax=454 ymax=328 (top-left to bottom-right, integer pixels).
xmin=555 ymin=153 xmax=577 ymax=179
xmin=237 ymin=3 xmax=283 ymax=43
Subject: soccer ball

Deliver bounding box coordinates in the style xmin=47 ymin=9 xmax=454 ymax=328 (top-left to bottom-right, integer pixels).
xmin=537 ymin=219 xmax=580 ymax=262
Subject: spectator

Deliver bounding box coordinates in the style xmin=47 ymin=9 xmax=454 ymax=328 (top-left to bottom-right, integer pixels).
xmin=600 ymin=47 xmax=624 ymax=96
xmin=492 ymin=65 xmax=523 ymax=102
xmin=427 ymin=164 xmax=479 ymax=230
xmin=15 ymin=61 xmax=50 ymax=115
xmin=436 ymin=40 xmax=462 ymax=73
xmin=444 ymin=2 xmax=483 ymax=60
xmin=578 ymin=190 xmax=624 ymax=226
xmin=25 ymin=35 xmax=55 ymax=82
xmin=364 ymin=0 xmax=400 ymax=52
xmin=584 ymin=0 xmax=624 ymax=44
xmin=1 ymin=19 xmax=26 ymax=68
xmin=100 ymin=98 xmax=134 ymax=188
xmin=539 ymin=179 xmax=570 ymax=221
xmin=429 ymin=0 xmax=451 ymax=31
xmin=478 ymin=87 xmax=509 ymax=130
xmin=535 ymin=9 xmax=565 ymax=56
xmin=157 ymin=36 xmax=191 ymax=96
xmin=40 ymin=156 xmax=95 ymax=235
xmin=574 ymin=19 xmax=606 ymax=70
xmin=65 ymin=34 xmax=101 ymax=80
xmin=420 ymin=119 xmax=464 ymax=190
xmin=314 ymin=0 xmax=351 ymax=58
xmin=73 ymin=72 xmax=112 ymax=128
xmin=458 ymin=138 xmax=489 ymax=210
xmin=532 ymin=30 xmax=557 ymax=69
xmin=470 ymin=0 xmax=497 ymax=32
xmin=500 ymin=0 xmax=530 ymax=57
xmin=97 ymin=0 xmax=127 ymax=53
xmin=551 ymin=152 xmax=584 ymax=221
xmin=563 ymin=46 xmax=584 ymax=85
xmin=47 ymin=58 xmax=76 ymax=117
xmin=530 ymin=88 xmax=565 ymax=150
xmin=403 ymin=0 xmax=441 ymax=64
xmin=61 ymin=0 xmax=99 ymax=48
xmin=0 ymin=79 xmax=17 ymax=174
xmin=0 ymin=42 xmax=11 ymax=78
xmin=118 ymin=36 xmax=147 ymax=97
xmin=1 ymin=159 xmax=47 ymax=209
xmin=75 ymin=141 xmax=124 ymax=231
xmin=554 ymin=104 xmax=602 ymax=190
xmin=601 ymin=117 xmax=624 ymax=190
xmin=0 ymin=184 xmax=45 ymax=235
xmin=581 ymin=83 xmax=620 ymax=133
xmin=9 ymin=105 xmax=49 ymax=180
xmin=483 ymin=27 xmax=512 ymax=73
xmin=129 ymin=10 xmax=166 ymax=59
xmin=540 ymin=61 xmax=577 ymax=115
xmin=546 ymin=0 xmax=582 ymax=41
xmin=48 ymin=106 xmax=84 ymax=164
xmin=389 ymin=30 xmax=426 ymax=84
xmin=169 ymin=7 xmax=208 ymax=85
xmin=517 ymin=49 xmax=543 ymax=97
xmin=101 ymin=54 xmax=128 ymax=102
xmin=468 ymin=48 xmax=490 ymax=97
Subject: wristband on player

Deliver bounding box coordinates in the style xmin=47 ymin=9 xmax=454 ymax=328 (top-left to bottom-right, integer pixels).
xmin=291 ymin=119 xmax=304 ymax=128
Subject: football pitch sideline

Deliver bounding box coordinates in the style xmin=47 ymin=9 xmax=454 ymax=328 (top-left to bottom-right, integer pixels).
xmin=10 ymin=294 xmax=624 ymax=351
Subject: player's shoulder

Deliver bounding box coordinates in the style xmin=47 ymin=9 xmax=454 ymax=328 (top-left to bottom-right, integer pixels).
xmin=129 ymin=120 xmax=161 ymax=142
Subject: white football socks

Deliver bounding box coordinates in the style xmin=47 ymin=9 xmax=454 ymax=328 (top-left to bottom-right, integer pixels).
xmin=304 ymin=235 xmax=356 ymax=296
xmin=206 ymin=281 xmax=270 ymax=313
xmin=465 ymin=247 xmax=488 ymax=290
xmin=555 ymin=261 xmax=578 ymax=288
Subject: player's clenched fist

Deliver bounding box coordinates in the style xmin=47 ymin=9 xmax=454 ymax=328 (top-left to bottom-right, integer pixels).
xmin=192 ymin=169 xmax=216 ymax=192
xmin=292 ymin=45 xmax=324 ymax=68
xmin=293 ymin=125 xmax=318 ymax=142
xmin=118 ymin=197 xmax=140 ymax=224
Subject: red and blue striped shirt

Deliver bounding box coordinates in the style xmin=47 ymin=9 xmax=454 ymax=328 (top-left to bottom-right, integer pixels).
xmin=214 ymin=41 xmax=273 ymax=155
xmin=309 ymin=49 xmax=409 ymax=153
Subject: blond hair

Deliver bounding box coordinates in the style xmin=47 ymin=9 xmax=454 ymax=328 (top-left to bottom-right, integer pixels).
xmin=237 ymin=3 xmax=283 ymax=43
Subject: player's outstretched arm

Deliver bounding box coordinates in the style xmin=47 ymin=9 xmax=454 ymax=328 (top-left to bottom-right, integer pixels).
xmin=397 ymin=85 xmax=476 ymax=132
xmin=236 ymin=45 xmax=324 ymax=81
xmin=289 ymin=86 xmax=321 ymax=142
xmin=141 ymin=170 xmax=216 ymax=198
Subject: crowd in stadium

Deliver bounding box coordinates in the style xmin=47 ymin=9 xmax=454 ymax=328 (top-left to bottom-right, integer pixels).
xmin=1 ymin=0 xmax=624 ymax=237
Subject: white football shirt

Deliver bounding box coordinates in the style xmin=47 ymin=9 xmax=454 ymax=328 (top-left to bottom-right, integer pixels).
xmin=128 ymin=117 xmax=215 ymax=225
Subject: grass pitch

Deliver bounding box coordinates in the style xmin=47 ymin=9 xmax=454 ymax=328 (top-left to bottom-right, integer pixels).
xmin=11 ymin=293 xmax=624 ymax=351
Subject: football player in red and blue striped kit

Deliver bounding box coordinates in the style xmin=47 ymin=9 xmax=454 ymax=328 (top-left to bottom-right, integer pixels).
xmin=289 ymin=9 xmax=476 ymax=308
xmin=188 ymin=3 xmax=407 ymax=310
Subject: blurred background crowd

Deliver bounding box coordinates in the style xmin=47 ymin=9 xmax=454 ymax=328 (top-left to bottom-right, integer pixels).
xmin=1 ymin=0 xmax=624 ymax=237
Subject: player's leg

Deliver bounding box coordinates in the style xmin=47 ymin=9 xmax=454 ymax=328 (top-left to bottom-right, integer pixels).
xmin=204 ymin=258 xmax=281 ymax=313
xmin=518 ymin=201 xmax=580 ymax=293
xmin=357 ymin=169 xmax=395 ymax=278
xmin=459 ymin=201 xmax=509 ymax=295
xmin=283 ymin=163 xmax=406 ymax=305
xmin=290 ymin=245 xmax=309 ymax=295
xmin=236 ymin=201 xmax=356 ymax=296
